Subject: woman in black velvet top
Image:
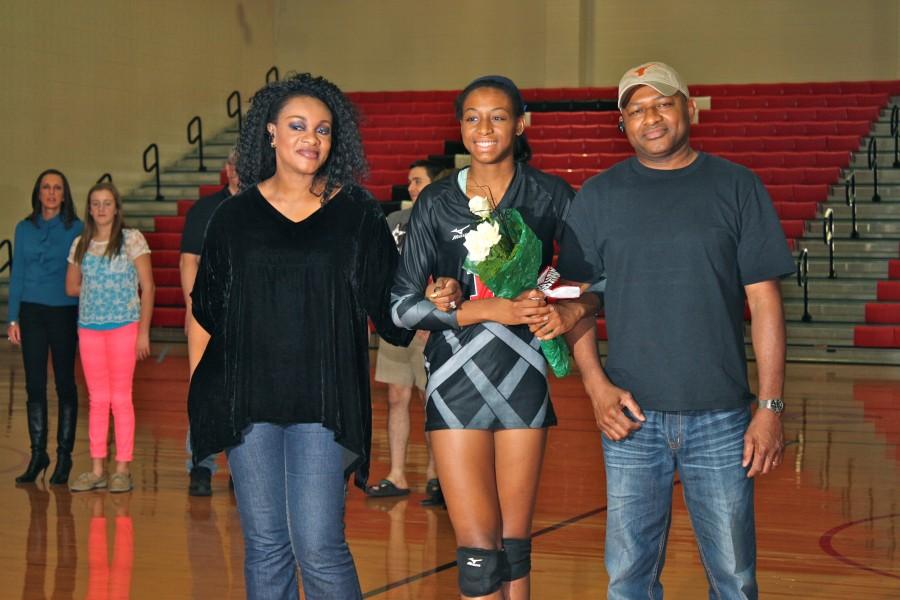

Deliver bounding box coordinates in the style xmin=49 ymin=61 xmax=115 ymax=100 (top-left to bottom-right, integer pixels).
xmin=187 ymin=73 xmax=412 ymax=600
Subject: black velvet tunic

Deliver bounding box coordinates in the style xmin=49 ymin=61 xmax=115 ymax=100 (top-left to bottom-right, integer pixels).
xmin=188 ymin=185 xmax=412 ymax=488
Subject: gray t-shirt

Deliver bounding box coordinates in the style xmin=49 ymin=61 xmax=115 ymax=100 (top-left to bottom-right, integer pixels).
xmin=558 ymin=153 xmax=795 ymax=411
xmin=386 ymin=207 xmax=412 ymax=252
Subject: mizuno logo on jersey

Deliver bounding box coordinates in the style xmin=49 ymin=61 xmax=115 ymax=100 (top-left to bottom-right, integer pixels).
xmin=450 ymin=225 xmax=470 ymax=240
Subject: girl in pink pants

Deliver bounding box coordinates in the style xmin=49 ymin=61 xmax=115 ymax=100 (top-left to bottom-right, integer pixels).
xmin=65 ymin=183 xmax=155 ymax=493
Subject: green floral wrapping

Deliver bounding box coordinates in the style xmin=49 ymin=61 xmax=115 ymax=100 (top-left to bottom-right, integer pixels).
xmin=463 ymin=208 xmax=572 ymax=378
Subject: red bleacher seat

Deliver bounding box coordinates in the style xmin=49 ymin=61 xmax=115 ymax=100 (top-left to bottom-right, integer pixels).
xmin=754 ymin=167 xmax=840 ymax=185
xmin=854 ymin=325 xmax=900 ymax=348
xmin=155 ymin=287 xmax=183 ymax=306
xmin=773 ymin=202 xmax=818 ymax=220
xmin=367 ymin=184 xmax=393 ymax=202
xmin=877 ymin=281 xmax=900 ymax=302
xmin=596 ymin=319 xmax=608 ymax=341
xmin=699 ymin=107 xmax=880 ymax=124
xmin=362 ymin=114 xmax=457 ymax=128
xmin=177 ymin=200 xmax=195 ymax=216
xmin=359 ymin=126 xmax=460 ymax=142
xmin=780 ymin=220 xmax=806 ymax=239
xmin=198 ymin=184 xmax=220 ymax=198
xmin=711 ymin=93 xmax=888 ymax=110
xmin=889 ymin=260 xmax=900 ymax=280
xmin=153 ymin=216 xmax=185 ymax=233
xmin=151 ymin=307 xmax=186 ymax=328
xmin=368 ymin=155 xmax=424 ymax=170
xmin=530 ymin=112 xmax=619 ymax=126
xmin=152 ymin=268 xmax=181 ymax=287
xmin=865 ymin=303 xmax=900 ymax=324
xmin=143 ymin=233 xmax=181 ymax=251
xmin=364 ymin=140 xmax=444 ymax=156
xmin=152 ymin=250 xmax=180 ymax=268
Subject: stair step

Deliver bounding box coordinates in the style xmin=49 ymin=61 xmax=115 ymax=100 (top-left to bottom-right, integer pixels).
xmin=820 ymin=202 xmax=900 ymax=218
xmin=121 ymin=200 xmax=180 ymax=216
xmin=783 ymin=299 xmax=865 ymax=321
xmin=850 ymin=169 xmax=900 ymax=184
xmin=850 ymin=155 xmax=900 ymax=169
xmin=782 ymin=279 xmax=876 ymax=300
xmin=802 ymin=259 xmax=888 ymax=278
xmin=794 ymin=239 xmax=899 ymax=258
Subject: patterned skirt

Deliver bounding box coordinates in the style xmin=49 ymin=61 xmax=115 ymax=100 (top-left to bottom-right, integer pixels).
xmin=423 ymin=322 xmax=557 ymax=431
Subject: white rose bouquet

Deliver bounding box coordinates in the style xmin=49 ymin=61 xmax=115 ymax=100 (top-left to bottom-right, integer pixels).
xmin=461 ymin=195 xmax=572 ymax=377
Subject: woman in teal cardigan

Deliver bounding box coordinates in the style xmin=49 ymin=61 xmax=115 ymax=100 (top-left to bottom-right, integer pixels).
xmin=8 ymin=169 xmax=83 ymax=484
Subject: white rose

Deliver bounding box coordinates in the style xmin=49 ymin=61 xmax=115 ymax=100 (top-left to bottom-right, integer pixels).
xmin=468 ymin=195 xmax=492 ymax=219
xmin=463 ymin=221 xmax=502 ymax=263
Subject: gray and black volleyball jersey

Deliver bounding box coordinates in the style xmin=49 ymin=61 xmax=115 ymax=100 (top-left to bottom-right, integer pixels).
xmin=391 ymin=163 xmax=574 ymax=430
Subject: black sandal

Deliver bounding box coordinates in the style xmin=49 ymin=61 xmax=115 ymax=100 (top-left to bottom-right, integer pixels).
xmin=366 ymin=479 xmax=410 ymax=498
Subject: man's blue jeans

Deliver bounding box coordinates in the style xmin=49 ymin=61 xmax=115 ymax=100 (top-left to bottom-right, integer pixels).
xmin=227 ymin=422 xmax=362 ymax=600
xmin=603 ymin=407 xmax=757 ymax=600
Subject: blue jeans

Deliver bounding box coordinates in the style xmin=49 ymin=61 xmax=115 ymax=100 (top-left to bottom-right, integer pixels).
xmin=603 ymin=407 xmax=757 ymax=600
xmin=185 ymin=428 xmax=218 ymax=473
xmin=227 ymin=422 xmax=361 ymax=600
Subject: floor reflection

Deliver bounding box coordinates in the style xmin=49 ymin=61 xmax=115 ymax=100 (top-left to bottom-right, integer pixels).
xmin=20 ymin=484 xmax=77 ymax=600
xmin=85 ymin=494 xmax=132 ymax=600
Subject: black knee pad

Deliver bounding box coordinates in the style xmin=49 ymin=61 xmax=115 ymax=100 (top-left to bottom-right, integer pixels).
xmin=456 ymin=547 xmax=504 ymax=597
xmin=502 ymin=538 xmax=532 ymax=581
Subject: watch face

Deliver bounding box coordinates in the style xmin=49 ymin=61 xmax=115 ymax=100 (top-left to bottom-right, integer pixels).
xmin=770 ymin=398 xmax=785 ymax=413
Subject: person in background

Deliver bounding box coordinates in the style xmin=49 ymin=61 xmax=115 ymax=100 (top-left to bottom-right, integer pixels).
xmin=9 ymin=168 xmax=83 ymax=485
xmin=179 ymin=148 xmax=239 ymax=497
xmin=367 ymin=159 xmax=448 ymax=507
xmin=187 ymin=73 xmax=412 ymax=599
xmin=66 ymin=182 xmax=155 ymax=494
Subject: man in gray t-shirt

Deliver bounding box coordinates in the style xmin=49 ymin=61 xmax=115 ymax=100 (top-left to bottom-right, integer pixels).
xmin=557 ymin=62 xmax=793 ymax=599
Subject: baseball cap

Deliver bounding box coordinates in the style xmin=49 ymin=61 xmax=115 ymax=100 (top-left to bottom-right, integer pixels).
xmin=617 ymin=62 xmax=690 ymax=109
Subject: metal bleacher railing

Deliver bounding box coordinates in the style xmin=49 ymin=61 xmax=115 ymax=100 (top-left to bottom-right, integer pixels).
xmin=227 ymin=90 xmax=242 ymax=134
xmin=822 ymin=208 xmax=835 ymax=279
xmin=142 ymin=143 xmax=163 ymax=201
xmin=187 ymin=116 xmax=206 ymax=172
xmin=797 ymin=247 xmax=811 ymax=322
xmin=844 ymin=171 xmax=859 ymax=239
xmin=890 ymin=104 xmax=900 ymax=168
xmin=867 ymin=137 xmax=880 ymax=202
xmin=0 ymin=239 xmax=12 ymax=274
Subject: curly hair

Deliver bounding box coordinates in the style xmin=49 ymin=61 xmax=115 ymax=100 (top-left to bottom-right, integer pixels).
xmin=28 ymin=168 xmax=79 ymax=228
xmin=236 ymin=73 xmax=367 ymax=201
xmin=454 ymin=75 xmax=532 ymax=163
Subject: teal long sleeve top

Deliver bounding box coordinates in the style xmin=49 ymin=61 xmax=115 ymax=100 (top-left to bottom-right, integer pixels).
xmin=8 ymin=215 xmax=83 ymax=322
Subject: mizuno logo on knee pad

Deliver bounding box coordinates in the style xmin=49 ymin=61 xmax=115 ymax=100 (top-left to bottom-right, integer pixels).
xmin=466 ymin=557 xmax=483 ymax=567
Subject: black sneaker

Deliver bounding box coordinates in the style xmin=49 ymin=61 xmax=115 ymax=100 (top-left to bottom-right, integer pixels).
xmin=420 ymin=478 xmax=445 ymax=507
xmin=189 ymin=466 xmax=212 ymax=497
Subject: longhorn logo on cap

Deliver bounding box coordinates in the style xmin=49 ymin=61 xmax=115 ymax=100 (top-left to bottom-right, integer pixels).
xmin=635 ymin=64 xmax=656 ymax=77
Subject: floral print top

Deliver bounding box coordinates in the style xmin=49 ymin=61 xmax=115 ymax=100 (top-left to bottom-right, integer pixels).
xmin=67 ymin=229 xmax=150 ymax=329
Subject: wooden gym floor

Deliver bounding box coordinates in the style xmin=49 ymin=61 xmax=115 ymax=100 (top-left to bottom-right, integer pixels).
xmin=0 ymin=344 xmax=898 ymax=598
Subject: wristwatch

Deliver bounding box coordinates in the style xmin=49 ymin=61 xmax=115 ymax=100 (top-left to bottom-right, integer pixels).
xmin=758 ymin=398 xmax=785 ymax=414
